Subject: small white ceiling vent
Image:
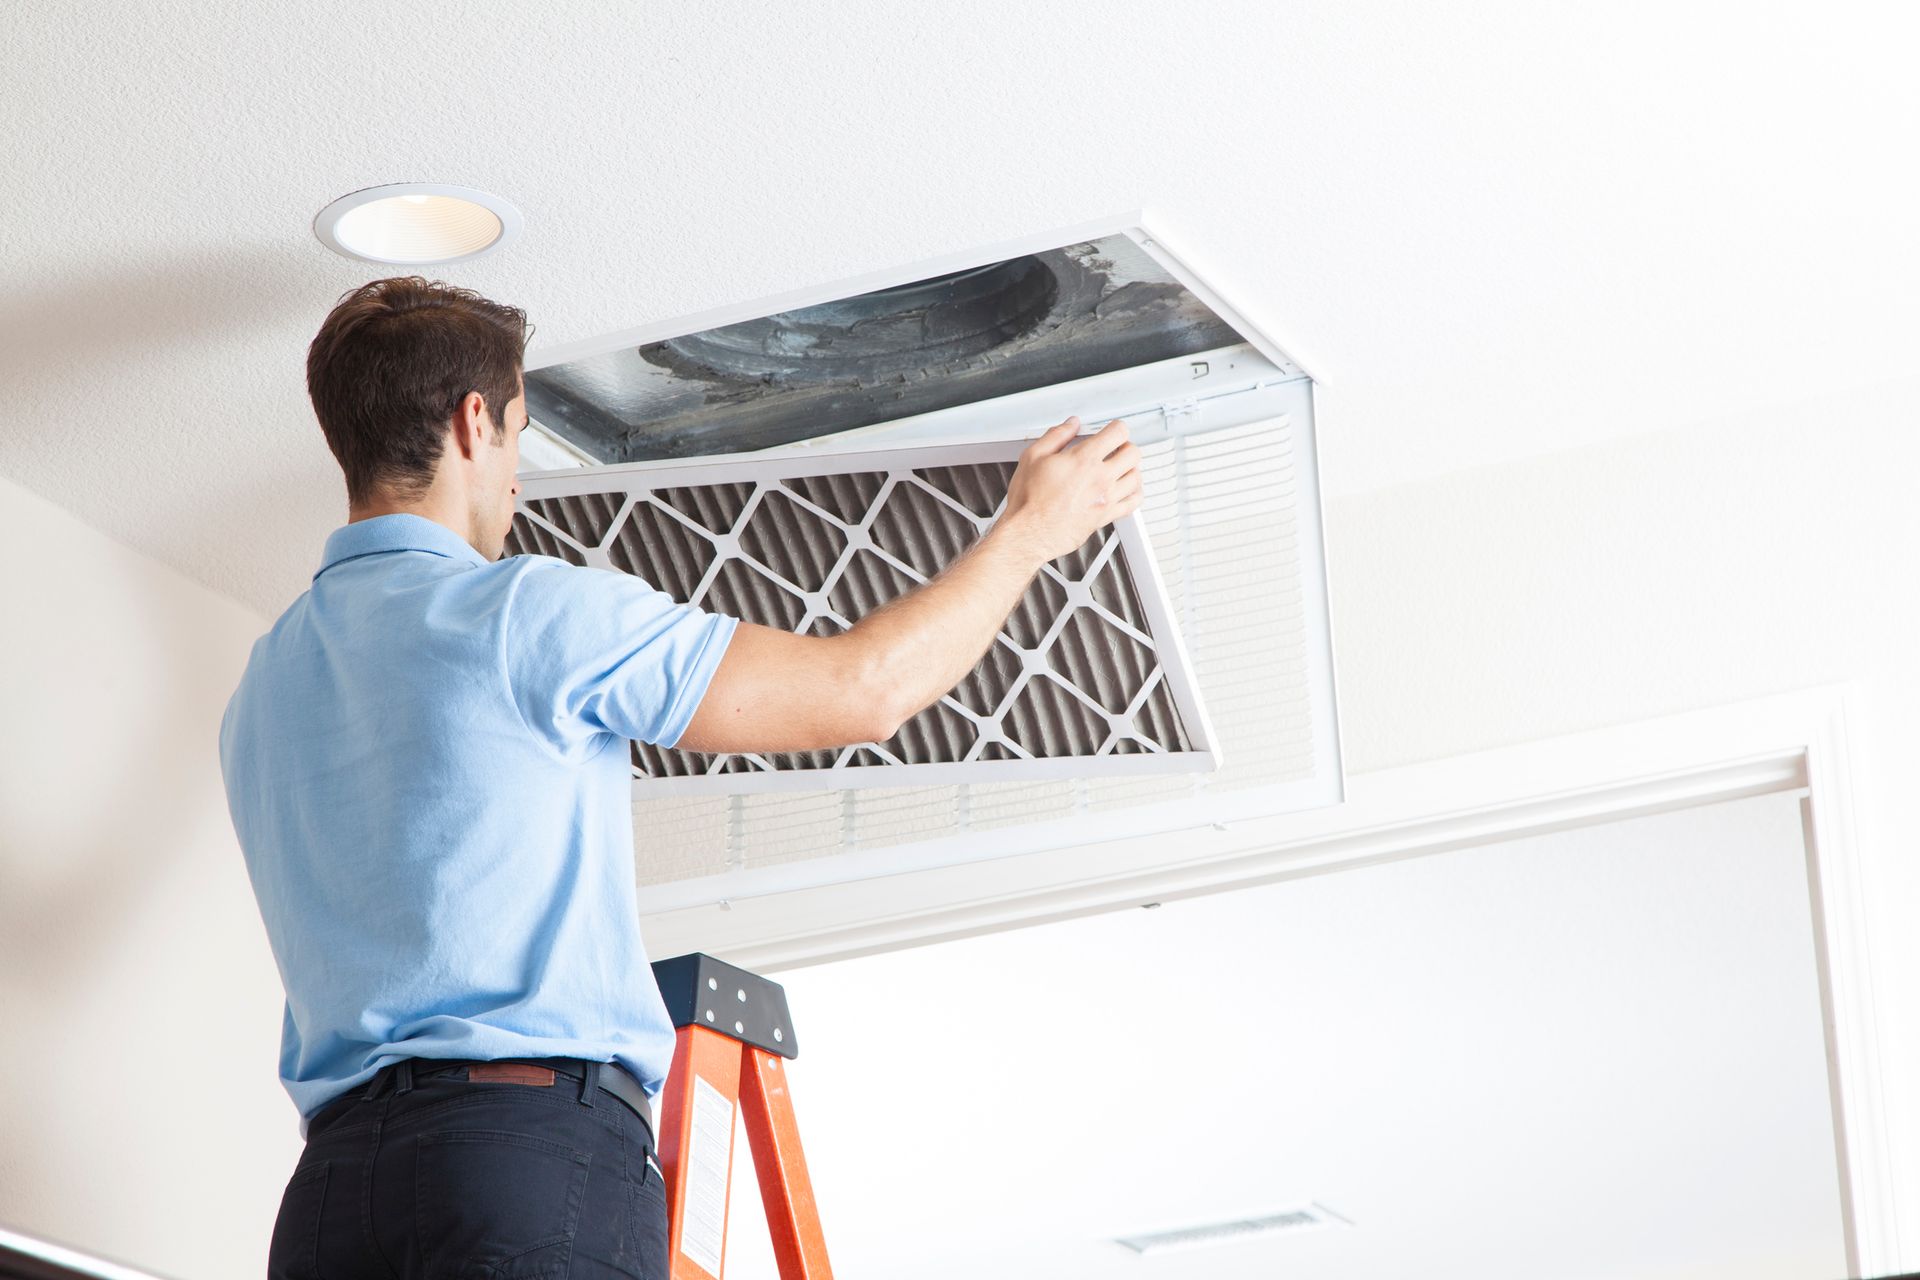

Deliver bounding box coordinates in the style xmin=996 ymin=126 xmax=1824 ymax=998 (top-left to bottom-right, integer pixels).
xmin=1113 ymin=1202 xmax=1352 ymax=1255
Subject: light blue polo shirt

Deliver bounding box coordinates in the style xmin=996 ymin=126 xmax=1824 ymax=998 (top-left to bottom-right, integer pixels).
xmin=219 ymin=513 xmax=739 ymax=1135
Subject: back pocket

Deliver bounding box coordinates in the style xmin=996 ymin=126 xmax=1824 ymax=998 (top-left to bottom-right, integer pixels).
xmin=267 ymin=1160 xmax=329 ymax=1280
xmin=416 ymin=1130 xmax=592 ymax=1278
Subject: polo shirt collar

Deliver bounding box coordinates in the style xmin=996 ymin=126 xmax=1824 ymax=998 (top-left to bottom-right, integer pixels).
xmin=315 ymin=513 xmax=491 ymax=580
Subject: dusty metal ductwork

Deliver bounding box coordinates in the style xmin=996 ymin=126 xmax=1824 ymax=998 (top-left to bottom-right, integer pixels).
xmin=505 ymin=441 xmax=1213 ymax=796
xmin=525 ymin=235 xmax=1242 ymax=462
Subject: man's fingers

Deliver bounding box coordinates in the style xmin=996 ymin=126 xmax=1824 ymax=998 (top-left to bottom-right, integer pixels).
xmin=1061 ymin=417 xmax=1127 ymax=453
xmin=1086 ymin=418 xmax=1128 ymax=455
xmin=1025 ymin=415 xmax=1082 ymax=457
xmin=1097 ymin=478 xmax=1145 ymax=510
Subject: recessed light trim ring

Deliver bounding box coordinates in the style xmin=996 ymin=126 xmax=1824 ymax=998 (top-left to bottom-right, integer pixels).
xmin=312 ymin=182 xmax=522 ymax=266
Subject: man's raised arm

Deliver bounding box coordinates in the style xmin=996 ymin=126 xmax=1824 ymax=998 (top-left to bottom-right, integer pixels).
xmin=672 ymin=417 xmax=1143 ymax=756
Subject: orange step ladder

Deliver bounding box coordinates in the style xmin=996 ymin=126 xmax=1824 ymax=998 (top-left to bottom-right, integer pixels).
xmin=650 ymin=953 xmax=834 ymax=1280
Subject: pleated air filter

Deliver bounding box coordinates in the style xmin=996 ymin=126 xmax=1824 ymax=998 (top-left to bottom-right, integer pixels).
xmin=505 ymin=438 xmax=1216 ymax=796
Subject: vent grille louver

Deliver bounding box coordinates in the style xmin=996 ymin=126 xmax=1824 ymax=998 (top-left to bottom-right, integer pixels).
xmin=1113 ymin=1203 xmax=1350 ymax=1255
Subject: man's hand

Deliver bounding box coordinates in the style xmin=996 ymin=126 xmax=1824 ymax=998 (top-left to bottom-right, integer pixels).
xmin=999 ymin=416 xmax=1144 ymax=563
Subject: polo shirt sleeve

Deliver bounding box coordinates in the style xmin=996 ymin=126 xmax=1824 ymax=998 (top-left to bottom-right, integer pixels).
xmin=502 ymin=558 xmax=741 ymax=752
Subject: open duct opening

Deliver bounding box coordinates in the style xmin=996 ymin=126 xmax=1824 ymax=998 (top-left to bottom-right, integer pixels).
xmin=641 ymin=258 xmax=1059 ymax=386
xmin=526 ymin=235 xmax=1244 ymax=461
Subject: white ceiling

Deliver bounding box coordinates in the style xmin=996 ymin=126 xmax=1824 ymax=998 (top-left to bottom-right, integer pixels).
xmin=719 ymin=792 xmax=1844 ymax=1279
xmin=5 ymin=2 xmax=1917 ymax=618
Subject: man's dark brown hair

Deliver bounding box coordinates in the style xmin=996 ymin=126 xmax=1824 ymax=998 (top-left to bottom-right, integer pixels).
xmin=306 ymin=277 xmax=531 ymax=505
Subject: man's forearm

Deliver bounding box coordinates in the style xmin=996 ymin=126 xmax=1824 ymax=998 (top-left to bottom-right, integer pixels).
xmin=842 ymin=514 xmax=1050 ymax=731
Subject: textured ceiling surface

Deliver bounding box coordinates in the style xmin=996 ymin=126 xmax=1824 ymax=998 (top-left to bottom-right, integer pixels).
xmin=4 ymin=1 xmax=1916 ymax=619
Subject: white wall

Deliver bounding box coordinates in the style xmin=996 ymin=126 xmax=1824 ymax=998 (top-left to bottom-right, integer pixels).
xmin=1323 ymin=371 xmax=1920 ymax=1256
xmin=0 ymin=474 xmax=296 ymax=1277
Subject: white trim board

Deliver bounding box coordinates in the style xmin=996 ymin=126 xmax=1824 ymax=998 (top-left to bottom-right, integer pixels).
xmin=636 ymin=684 xmax=1898 ymax=1276
xmin=0 ymin=1225 xmax=176 ymax=1280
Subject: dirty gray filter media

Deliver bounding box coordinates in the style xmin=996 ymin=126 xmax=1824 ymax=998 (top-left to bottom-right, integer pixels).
xmin=503 ymin=459 xmax=1194 ymax=781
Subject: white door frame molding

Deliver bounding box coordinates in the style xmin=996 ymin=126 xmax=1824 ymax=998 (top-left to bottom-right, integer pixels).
xmin=639 ymin=684 xmax=1896 ymax=1274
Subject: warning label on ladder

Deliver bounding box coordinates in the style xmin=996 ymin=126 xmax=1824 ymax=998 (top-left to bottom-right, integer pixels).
xmin=680 ymin=1074 xmax=735 ymax=1277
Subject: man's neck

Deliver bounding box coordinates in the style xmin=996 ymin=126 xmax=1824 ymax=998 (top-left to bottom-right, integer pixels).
xmin=349 ymin=492 xmax=477 ymax=550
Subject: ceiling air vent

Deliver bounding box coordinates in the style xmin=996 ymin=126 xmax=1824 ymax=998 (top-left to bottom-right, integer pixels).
xmin=511 ymin=216 xmax=1342 ymax=896
xmin=506 ymin=439 xmax=1214 ymax=794
xmin=1113 ymin=1203 xmax=1352 ymax=1255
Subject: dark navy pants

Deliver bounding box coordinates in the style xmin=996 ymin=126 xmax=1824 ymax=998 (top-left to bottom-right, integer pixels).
xmin=267 ymin=1060 xmax=668 ymax=1279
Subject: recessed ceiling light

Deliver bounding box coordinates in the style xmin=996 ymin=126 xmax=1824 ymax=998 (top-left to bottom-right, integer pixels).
xmin=312 ymin=183 xmax=521 ymax=266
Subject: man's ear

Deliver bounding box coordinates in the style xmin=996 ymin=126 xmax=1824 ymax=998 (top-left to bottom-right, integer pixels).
xmin=452 ymin=391 xmax=488 ymax=462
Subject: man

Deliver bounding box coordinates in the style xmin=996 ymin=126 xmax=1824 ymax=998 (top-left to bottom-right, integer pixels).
xmin=221 ymin=276 xmax=1142 ymax=1278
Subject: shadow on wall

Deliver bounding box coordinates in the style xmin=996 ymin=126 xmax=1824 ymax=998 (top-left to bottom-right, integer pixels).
xmin=0 ymin=474 xmax=289 ymax=1263
xmin=0 ymin=244 xmax=338 ymax=1051
xmin=0 ymin=545 xmax=246 ymax=963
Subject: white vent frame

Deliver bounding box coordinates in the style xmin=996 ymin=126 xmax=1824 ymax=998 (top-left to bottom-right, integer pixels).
xmin=515 ymin=212 xmax=1346 ymax=897
xmin=512 ymin=436 xmax=1220 ymax=797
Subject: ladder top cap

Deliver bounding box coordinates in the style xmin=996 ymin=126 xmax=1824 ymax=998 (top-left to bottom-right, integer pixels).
xmin=652 ymin=952 xmax=800 ymax=1060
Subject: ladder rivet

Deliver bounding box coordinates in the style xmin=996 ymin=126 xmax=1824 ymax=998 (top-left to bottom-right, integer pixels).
xmin=705 ymin=1010 xmax=715 ymax=1022
xmin=707 ymin=978 xmax=719 ymax=990
xmin=766 ymin=1059 xmax=779 ymax=1070
xmin=736 ymin=988 xmax=747 ymax=1002
xmin=735 ymin=1021 xmax=745 ymax=1034
xmin=774 ymin=1028 xmax=784 ymax=1042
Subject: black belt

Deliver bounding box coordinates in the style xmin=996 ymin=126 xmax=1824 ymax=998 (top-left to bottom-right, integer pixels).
xmin=339 ymin=1056 xmax=655 ymax=1139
